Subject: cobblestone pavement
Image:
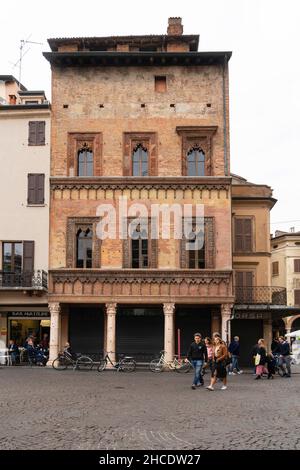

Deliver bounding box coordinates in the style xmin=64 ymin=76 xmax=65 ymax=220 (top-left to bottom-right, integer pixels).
xmin=0 ymin=366 xmax=299 ymax=450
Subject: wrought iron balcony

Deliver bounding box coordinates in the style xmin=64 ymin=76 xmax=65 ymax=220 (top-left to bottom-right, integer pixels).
xmin=234 ymin=286 xmax=287 ymax=305
xmin=0 ymin=270 xmax=48 ymax=290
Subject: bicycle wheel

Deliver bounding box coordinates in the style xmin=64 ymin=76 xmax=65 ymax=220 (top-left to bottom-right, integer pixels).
xmin=52 ymin=356 xmax=68 ymax=370
xmin=149 ymin=359 xmax=164 ymax=372
xmin=119 ymin=359 xmax=136 ymax=372
xmin=175 ymin=360 xmax=192 ymax=373
xmin=76 ymin=356 xmax=93 ymax=370
xmin=97 ymin=359 xmax=107 ymax=372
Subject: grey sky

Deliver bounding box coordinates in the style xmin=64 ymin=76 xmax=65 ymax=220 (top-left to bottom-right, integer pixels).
xmin=1 ymin=0 xmax=299 ymax=233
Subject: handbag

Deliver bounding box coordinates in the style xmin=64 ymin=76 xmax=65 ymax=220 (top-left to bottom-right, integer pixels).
xmin=225 ymin=354 xmax=231 ymax=366
xmin=255 ymin=353 xmax=261 ymax=366
xmin=224 ymin=349 xmax=231 ymax=366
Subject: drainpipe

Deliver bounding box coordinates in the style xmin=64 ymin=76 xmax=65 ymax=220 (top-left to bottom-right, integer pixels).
xmin=222 ymin=54 xmax=229 ymax=176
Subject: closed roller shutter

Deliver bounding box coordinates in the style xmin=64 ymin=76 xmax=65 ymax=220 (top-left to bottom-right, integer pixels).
xmin=175 ymin=307 xmax=211 ymax=357
xmin=116 ymin=307 xmax=164 ymax=361
xmin=231 ymin=319 xmax=263 ymax=366
xmin=69 ymin=307 xmax=104 ymax=358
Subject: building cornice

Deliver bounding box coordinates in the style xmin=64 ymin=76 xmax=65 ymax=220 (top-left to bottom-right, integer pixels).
xmin=43 ymin=51 xmax=232 ymax=67
xmin=50 ymin=176 xmax=232 ymax=191
xmin=50 ymin=268 xmax=233 ymax=283
xmin=48 ymin=268 xmax=234 ymax=304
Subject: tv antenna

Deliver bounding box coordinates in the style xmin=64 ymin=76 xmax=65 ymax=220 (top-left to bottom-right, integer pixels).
xmin=12 ymin=35 xmax=43 ymax=88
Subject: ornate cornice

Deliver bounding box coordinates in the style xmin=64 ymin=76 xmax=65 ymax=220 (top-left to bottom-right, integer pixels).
xmin=50 ymin=176 xmax=231 ymax=192
xmin=50 ymin=268 xmax=232 ymax=285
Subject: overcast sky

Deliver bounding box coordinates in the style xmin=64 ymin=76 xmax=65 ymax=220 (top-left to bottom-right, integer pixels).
xmin=1 ymin=0 xmax=299 ymax=234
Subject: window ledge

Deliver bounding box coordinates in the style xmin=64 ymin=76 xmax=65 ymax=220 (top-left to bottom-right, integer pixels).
xmin=26 ymin=204 xmax=46 ymax=207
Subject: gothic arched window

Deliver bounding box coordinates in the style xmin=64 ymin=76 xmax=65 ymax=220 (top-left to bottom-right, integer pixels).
xmin=132 ymin=144 xmax=148 ymax=176
xmin=76 ymin=227 xmax=93 ymax=268
xmin=78 ymin=144 xmax=93 ymax=176
xmin=187 ymin=147 xmax=205 ymax=176
xmin=187 ymin=227 xmax=205 ymax=269
xmin=131 ymin=223 xmax=149 ymax=268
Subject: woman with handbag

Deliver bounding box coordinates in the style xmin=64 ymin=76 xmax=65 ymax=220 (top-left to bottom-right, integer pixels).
xmin=203 ymin=337 xmax=214 ymax=377
xmin=206 ymin=334 xmax=229 ymax=391
xmin=254 ymin=338 xmax=267 ymax=380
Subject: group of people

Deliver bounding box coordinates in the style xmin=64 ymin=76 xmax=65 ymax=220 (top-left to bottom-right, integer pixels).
xmin=187 ymin=332 xmax=231 ymax=391
xmin=186 ymin=332 xmax=292 ymax=391
xmin=252 ymin=336 xmax=292 ymax=379
xmin=7 ymin=334 xmax=50 ymax=366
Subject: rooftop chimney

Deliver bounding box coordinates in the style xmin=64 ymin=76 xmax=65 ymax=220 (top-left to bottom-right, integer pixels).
xmin=167 ymin=17 xmax=183 ymax=36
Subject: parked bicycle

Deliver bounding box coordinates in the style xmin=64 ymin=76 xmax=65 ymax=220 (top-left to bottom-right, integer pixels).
xmin=97 ymin=351 xmax=136 ymax=372
xmin=52 ymin=350 xmax=93 ymax=371
xmin=149 ymin=350 xmax=192 ymax=373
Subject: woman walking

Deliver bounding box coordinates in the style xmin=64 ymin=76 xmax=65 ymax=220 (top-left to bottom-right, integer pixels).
xmin=206 ymin=334 xmax=228 ymax=391
xmin=203 ymin=337 xmax=214 ymax=377
xmin=254 ymin=338 xmax=267 ymax=380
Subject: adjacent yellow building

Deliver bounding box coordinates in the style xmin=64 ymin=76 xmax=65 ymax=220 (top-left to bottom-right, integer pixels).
xmin=271 ymin=230 xmax=300 ymax=334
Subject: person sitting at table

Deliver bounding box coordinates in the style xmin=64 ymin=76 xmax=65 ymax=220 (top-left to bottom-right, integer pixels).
xmin=8 ymin=339 xmax=19 ymax=365
xmin=25 ymin=337 xmax=36 ymax=364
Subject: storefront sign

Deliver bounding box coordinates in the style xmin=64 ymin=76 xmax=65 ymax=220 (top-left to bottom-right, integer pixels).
xmin=232 ymin=312 xmax=266 ymax=320
xmin=9 ymin=311 xmax=50 ymax=318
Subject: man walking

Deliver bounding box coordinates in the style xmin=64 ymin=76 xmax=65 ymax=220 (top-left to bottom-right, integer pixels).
xmin=228 ymin=336 xmax=243 ymax=375
xmin=278 ymin=336 xmax=292 ymax=377
xmin=187 ymin=333 xmax=208 ymax=389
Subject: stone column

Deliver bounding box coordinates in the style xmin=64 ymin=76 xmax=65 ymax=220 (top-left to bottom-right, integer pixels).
xmin=211 ymin=308 xmax=221 ymax=337
xmin=48 ymin=302 xmax=61 ymax=365
xmin=285 ymin=328 xmax=291 ymax=344
xmin=163 ymin=303 xmax=175 ymax=362
xmin=221 ymin=304 xmax=233 ymax=344
xmin=105 ymin=303 xmax=117 ymax=363
xmin=263 ymin=318 xmax=273 ymax=351
xmin=60 ymin=306 xmax=69 ymax=351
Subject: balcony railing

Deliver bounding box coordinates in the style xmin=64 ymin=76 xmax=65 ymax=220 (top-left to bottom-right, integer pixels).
xmin=234 ymin=286 xmax=286 ymax=305
xmin=0 ymin=270 xmax=48 ymax=289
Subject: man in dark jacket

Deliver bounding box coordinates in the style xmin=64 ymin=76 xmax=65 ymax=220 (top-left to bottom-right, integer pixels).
xmin=187 ymin=333 xmax=208 ymax=389
xmin=278 ymin=336 xmax=291 ymax=377
xmin=228 ymin=336 xmax=243 ymax=375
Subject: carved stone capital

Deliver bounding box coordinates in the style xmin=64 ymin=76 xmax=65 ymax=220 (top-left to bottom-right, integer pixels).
xmin=48 ymin=302 xmax=61 ymax=316
xmin=221 ymin=303 xmax=233 ymax=318
xmin=105 ymin=302 xmax=117 ymax=316
xmin=163 ymin=303 xmax=175 ymax=315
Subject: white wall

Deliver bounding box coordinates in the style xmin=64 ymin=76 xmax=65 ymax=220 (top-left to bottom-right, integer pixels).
xmin=0 ymin=109 xmax=50 ymax=270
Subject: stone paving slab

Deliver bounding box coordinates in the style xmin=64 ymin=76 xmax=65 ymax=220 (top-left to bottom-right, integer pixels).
xmin=0 ymin=367 xmax=299 ymax=450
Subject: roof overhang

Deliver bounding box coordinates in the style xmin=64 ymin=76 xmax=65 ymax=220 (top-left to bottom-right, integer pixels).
xmin=43 ymin=51 xmax=232 ymax=67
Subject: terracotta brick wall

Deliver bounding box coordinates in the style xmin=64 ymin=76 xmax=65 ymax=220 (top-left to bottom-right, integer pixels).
xmin=50 ymin=65 xmax=229 ymax=177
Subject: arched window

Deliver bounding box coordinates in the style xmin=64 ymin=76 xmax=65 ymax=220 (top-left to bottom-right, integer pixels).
xmin=187 ymin=147 xmax=205 ymax=176
xmin=187 ymin=227 xmax=205 ymax=269
xmin=78 ymin=144 xmax=93 ymax=176
xmin=131 ymin=223 xmax=149 ymax=268
xmin=132 ymin=144 xmax=148 ymax=176
xmin=76 ymin=227 xmax=93 ymax=268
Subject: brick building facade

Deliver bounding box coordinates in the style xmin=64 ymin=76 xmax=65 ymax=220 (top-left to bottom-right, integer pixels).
xmin=44 ymin=18 xmax=234 ymax=362
xmin=44 ymin=18 xmax=287 ymax=364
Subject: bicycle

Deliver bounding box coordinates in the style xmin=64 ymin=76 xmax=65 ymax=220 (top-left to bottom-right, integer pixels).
xmin=52 ymin=350 xmax=93 ymax=371
xmin=97 ymin=351 xmax=136 ymax=372
xmin=149 ymin=350 xmax=192 ymax=373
